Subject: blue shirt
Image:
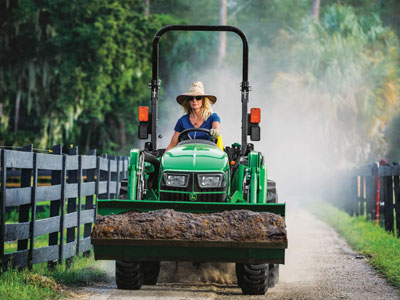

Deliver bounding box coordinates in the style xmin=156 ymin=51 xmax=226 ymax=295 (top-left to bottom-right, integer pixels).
xmin=174 ymin=113 xmax=221 ymax=140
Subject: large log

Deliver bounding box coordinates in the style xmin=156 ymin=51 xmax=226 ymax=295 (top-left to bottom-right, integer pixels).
xmin=92 ymin=209 xmax=287 ymax=244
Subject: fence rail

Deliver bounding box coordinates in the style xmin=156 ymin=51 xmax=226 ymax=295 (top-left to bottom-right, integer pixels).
xmin=347 ymin=163 xmax=400 ymax=237
xmin=0 ymin=145 xmax=128 ymax=270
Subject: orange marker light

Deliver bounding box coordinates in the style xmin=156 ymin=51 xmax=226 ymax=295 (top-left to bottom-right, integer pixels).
xmin=230 ymin=161 xmax=236 ymax=166
xmin=138 ymin=106 xmax=149 ymax=122
xmin=250 ymin=108 xmax=261 ymax=124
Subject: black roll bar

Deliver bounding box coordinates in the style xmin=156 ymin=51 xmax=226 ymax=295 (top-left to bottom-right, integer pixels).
xmin=150 ymin=25 xmax=250 ymax=153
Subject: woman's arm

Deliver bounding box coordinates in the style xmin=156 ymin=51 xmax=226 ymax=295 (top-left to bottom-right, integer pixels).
xmin=212 ymin=121 xmax=220 ymax=131
xmin=165 ymin=131 xmax=180 ymax=152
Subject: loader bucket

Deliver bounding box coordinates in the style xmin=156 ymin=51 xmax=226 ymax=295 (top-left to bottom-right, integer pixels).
xmin=91 ymin=200 xmax=287 ymax=264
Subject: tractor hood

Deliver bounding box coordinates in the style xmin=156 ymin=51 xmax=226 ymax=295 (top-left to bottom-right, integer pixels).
xmin=161 ymin=143 xmax=229 ymax=172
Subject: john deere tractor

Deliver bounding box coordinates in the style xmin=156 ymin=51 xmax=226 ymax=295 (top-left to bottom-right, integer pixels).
xmin=91 ymin=25 xmax=286 ymax=295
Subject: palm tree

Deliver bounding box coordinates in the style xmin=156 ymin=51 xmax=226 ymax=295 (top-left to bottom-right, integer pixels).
xmin=270 ymin=5 xmax=400 ymax=164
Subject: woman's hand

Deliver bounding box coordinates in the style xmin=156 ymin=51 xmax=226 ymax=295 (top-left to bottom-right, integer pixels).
xmin=210 ymin=128 xmax=220 ymax=139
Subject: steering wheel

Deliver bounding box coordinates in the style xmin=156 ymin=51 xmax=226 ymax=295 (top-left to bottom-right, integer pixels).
xmin=178 ymin=128 xmax=212 ymax=142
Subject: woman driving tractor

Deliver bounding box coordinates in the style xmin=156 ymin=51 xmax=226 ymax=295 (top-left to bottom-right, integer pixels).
xmin=165 ymin=81 xmax=221 ymax=151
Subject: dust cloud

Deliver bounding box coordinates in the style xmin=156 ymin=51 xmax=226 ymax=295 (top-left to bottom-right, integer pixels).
xmin=158 ymin=262 xmax=237 ymax=285
xmin=156 ymin=31 xmax=345 ymax=204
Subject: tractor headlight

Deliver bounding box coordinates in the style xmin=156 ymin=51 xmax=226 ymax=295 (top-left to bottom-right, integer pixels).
xmin=197 ymin=174 xmax=225 ymax=188
xmin=163 ymin=173 xmax=189 ymax=188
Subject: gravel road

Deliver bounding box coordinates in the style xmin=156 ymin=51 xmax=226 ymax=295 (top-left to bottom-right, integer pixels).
xmin=69 ymin=206 xmax=400 ymax=300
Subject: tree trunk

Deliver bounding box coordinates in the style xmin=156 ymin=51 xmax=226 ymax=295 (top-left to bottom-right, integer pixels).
xmin=14 ymin=89 xmax=21 ymax=133
xmin=119 ymin=119 xmax=126 ymax=152
xmin=312 ymin=0 xmax=321 ymax=21
xmin=143 ymin=0 xmax=150 ymax=17
xmin=218 ymin=0 xmax=227 ymax=65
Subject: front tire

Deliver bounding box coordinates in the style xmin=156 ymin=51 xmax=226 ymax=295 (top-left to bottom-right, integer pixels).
xmin=141 ymin=261 xmax=160 ymax=285
xmin=115 ymin=260 xmax=142 ymax=290
xmin=236 ymin=263 xmax=269 ymax=295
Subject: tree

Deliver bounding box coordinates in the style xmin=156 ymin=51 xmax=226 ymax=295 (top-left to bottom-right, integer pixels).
xmin=218 ymin=0 xmax=227 ymax=64
xmin=0 ymin=0 xmax=177 ymax=153
xmin=143 ymin=0 xmax=150 ymax=16
xmin=312 ymin=0 xmax=321 ymax=21
xmin=268 ymin=4 xmax=400 ymax=164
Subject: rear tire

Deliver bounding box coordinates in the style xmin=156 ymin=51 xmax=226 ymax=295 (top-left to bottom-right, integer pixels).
xmin=236 ymin=263 xmax=269 ymax=295
xmin=115 ymin=260 xmax=142 ymax=290
xmin=267 ymin=179 xmax=278 ymax=203
xmin=141 ymin=261 xmax=160 ymax=285
xmin=118 ymin=179 xmax=128 ymax=199
xmin=268 ymin=264 xmax=279 ymax=287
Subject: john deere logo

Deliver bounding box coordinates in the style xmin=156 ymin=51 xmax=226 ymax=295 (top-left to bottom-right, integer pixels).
xmin=189 ymin=193 xmax=197 ymax=201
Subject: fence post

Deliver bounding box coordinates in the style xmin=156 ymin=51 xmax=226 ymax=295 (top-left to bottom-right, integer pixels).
xmin=384 ymin=166 xmax=394 ymax=233
xmin=28 ymin=152 xmax=37 ymax=270
xmin=48 ymin=144 xmax=62 ymax=269
xmin=372 ymin=163 xmax=379 ymax=223
xmin=83 ymin=149 xmax=96 ymax=257
xmin=17 ymin=145 xmax=33 ymax=266
xmin=66 ymin=146 xmax=78 ymax=268
xmin=379 ymin=167 xmax=385 ymax=227
xmin=366 ymin=165 xmax=374 ymax=221
xmin=76 ymin=154 xmax=83 ymax=256
xmin=359 ymin=176 xmax=365 ymax=216
xmin=0 ymin=150 xmax=5 ymax=271
xmin=95 ymin=156 xmax=100 ymax=198
xmin=97 ymin=154 xmax=107 ymax=201
xmin=116 ymin=156 xmax=120 ymax=198
xmin=107 ymin=155 xmax=111 ymax=200
xmin=58 ymin=154 xmax=67 ymax=265
xmin=121 ymin=156 xmax=126 ymax=179
xmin=349 ymin=175 xmax=358 ymax=216
xmin=355 ymin=175 xmax=360 ymax=216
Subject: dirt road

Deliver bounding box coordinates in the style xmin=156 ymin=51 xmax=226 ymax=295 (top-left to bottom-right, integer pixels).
xmin=70 ymin=207 xmax=400 ymax=300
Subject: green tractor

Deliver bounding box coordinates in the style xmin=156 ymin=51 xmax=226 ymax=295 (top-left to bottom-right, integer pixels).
xmin=91 ymin=25 xmax=286 ymax=295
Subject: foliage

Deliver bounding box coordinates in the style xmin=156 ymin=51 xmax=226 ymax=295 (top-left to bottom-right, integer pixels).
xmin=384 ymin=114 xmax=400 ymax=162
xmin=312 ymin=201 xmax=400 ymax=288
xmin=229 ymin=0 xmax=311 ymax=46
xmin=267 ymin=4 xmax=400 ymax=164
xmin=0 ymin=0 xmax=178 ymax=154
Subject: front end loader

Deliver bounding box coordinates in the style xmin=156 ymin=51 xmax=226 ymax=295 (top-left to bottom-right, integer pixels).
xmin=91 ymin=25 xmax=287 ymax=295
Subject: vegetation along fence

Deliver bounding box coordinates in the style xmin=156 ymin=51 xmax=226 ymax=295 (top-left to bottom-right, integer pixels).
xmin=347 ymin=163 xmax=400 ymax=237
xmin=0 ymin=145 xmax=128 ymax=270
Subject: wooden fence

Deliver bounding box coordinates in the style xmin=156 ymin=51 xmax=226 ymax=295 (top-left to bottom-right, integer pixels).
xmin=349 ymin=163 xmax=400 ymax=237
xmin=0 ymin=145 xmax=129 ymax=270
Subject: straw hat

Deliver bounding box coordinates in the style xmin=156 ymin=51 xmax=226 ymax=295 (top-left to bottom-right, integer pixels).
xmin=176 ymin=81 xmax=217 ymax=105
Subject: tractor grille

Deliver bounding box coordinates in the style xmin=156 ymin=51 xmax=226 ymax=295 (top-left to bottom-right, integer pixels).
xmin=160 ymin=172 xmax=227 ymax=202
xmin=160 ymin=191 xmax=226 ymax=202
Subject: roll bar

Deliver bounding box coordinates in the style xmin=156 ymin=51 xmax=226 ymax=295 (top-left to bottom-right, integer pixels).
xmin=150 ymin=25 xmax=250 ymax=154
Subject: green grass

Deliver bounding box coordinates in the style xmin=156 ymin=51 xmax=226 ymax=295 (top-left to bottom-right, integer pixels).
xmin=0 ymin=254 xmax=108 ymax=300
xmin=311 ymin=201 xmax=400 ymax=288
xmin=2 ymin=194 xmax=104 ymax=299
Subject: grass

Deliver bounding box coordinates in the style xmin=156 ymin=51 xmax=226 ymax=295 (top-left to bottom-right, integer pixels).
xmin=311 ymin=201 xmax=400 ymax=288
xmin=2 ymin=192 xmax=104 ymax=299
xmin=0 ymin=254 xmax=108 ymax=300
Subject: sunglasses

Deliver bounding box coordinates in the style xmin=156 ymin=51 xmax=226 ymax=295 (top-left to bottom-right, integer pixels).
xmin=188 ymin=96 xmax=203 ymax=101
